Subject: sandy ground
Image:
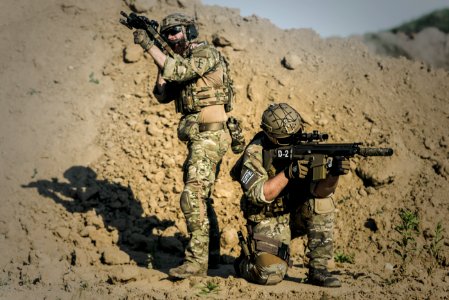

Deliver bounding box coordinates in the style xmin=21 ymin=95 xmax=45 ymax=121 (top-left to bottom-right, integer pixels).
xmin=1 ymin=0 xmax=448 ymax=299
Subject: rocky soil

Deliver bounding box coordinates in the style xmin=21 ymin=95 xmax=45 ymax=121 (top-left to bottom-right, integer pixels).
xmin=1 ymin=0 xmax=448 ymax=299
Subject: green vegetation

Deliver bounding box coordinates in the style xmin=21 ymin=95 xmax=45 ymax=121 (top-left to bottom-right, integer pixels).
xmin=391 ymin=209 xmax=446 ymax=278
xmin=393 ymin=209 xmax=419 ymax=262
xmin=429 ymin=222 xmax=444 ymax=258
xmin=27 ymin=88 xmax=41 ymax=95
xmin=89 ymin=72 xmax=100 ymax=84
xmin=198 ymin=281 xmax=220 ymax=296
xmin=391 ymin=8 xmax=449 ymax=34
xmin=427 ymin=221 xmax=444 ymax=274
xmin=334 ymin=251 xmax=355 ymax=264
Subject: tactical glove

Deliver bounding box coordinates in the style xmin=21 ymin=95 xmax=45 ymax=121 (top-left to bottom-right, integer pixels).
xmin=133 ymin=29 xmax=154 ymax=51
xmin=226 ymin=117 xmax=246 ymax=154
xmin=330 ymin=156 xmax=350 ymax=176
xmin=284 ymin=160 xmax=309 ymax=179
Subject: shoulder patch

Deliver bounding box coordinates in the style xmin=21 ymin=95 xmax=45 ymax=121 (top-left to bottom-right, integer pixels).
xmin=240 ymin=166 xmax=261 ymax=191
xmin=241 ymin=169 xmax=255 ymax=185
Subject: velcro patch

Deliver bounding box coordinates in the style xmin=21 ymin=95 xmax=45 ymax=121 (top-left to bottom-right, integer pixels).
xmin=241 ymin=168 xmax=259 ymax=190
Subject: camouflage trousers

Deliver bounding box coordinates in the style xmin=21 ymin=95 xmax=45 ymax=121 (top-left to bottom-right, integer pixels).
xmin=291 ymin=197 xmax=335 ymax=270
xmin=237 ymin=197 xmax=335 ymax=284
xmin=236 ymin=214 xmax=290 ymax=285
xmin=180 ymin=128 xmax=230 ymax=267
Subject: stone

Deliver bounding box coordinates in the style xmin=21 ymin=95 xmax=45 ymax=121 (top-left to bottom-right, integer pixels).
xmin=282 ymin=53 xmax=302 ymax=70
xmin=124 ymin=45 xmax=143 ymax=63
xmin=108 ymin=265 xmax=140 ymax=283
xmin=102 ymin=247 xmax=130 ymax=265
xmin=221 ymin=225 xmax=238 ymax=248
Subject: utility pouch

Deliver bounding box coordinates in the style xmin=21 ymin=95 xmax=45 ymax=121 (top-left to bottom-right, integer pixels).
xmin=177 ymin=113 xmax=199 ymax=142
xmin=226 ymin=116 xmax=246 ymax=154
xmin=313 ymin=197 xmax=335 ymax=214
xmin=310 ymin=154 xmax=327 ymax=181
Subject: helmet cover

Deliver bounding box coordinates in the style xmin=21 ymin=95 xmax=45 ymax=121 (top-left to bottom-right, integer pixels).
xmin=261 ymin=103 xmax=303 ymax=143
xmin=161 ymin=13 xmax=195 ymax=32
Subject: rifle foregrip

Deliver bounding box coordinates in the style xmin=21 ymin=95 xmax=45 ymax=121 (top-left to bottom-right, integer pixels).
xmin=359 ymin=147 xmax=393 ymax=157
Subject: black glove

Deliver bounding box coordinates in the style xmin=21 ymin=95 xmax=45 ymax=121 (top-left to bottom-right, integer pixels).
xmin=330 ymin=156 xmax=350 ymax=176
xmin=133 ymin=29 xmax=154 ymax=51
xmin=284 ymin=160 xmax=309 ymax=179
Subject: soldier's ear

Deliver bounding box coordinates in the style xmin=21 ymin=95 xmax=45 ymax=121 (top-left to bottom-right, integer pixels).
xmin=186 ymin=24 xmax=198 ymax=40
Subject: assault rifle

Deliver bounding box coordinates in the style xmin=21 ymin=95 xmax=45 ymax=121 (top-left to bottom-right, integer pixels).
xmin=263 ymin=130 xmax=393 ymax=181
xmin=119 ymin=11 xmax=175 ymax=57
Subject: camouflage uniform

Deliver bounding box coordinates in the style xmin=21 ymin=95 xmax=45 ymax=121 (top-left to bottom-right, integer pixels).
xmin=154 ymin=41 xmax=231 ymax=276
xmin=235 ymin=132 xmax=336 ymax=285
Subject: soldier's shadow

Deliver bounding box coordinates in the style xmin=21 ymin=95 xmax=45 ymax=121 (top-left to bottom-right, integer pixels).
xmin=22 ymin=165 xmax=187 ymax=273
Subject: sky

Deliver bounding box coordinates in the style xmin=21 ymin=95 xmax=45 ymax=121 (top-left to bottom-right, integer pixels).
xmin=201 ymin=0 xmax=449 ymax=37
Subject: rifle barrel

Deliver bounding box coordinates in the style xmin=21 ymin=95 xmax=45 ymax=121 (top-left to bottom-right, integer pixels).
xmin=273 ymin=143 xmax=393 ymax=159
xmin=358 ymin=147 xmax=393 ymax=157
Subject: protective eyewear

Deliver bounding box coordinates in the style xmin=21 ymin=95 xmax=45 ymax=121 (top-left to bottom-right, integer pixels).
xmin=275 ymin=136 xmax=293 ymax=146
xmin=162 ymin=26 xmax=183 ymax=38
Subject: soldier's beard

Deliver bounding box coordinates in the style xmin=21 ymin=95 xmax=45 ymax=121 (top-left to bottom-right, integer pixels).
xmin=170 ymin=38 xmax=188 ymax=54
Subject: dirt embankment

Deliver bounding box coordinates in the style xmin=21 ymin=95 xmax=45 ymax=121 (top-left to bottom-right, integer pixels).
xmin=1 ymin=0 xmax=448 ymax=299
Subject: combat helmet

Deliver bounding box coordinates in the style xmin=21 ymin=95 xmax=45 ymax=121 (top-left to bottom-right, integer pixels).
xmin=261 ymin=103 xmax=303 ymax=145
xmin=160 ymin=13 xmax=198 ymax=41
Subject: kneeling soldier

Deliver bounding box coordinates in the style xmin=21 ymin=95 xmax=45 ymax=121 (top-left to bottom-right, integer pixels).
xmin=234 ymin=103 xmax=349 ymax=287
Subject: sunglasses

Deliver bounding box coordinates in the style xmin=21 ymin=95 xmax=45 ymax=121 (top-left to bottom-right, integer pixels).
xmin=162 ymin=26 xmax=183 ymax=38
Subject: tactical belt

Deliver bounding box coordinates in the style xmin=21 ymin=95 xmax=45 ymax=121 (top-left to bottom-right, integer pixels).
xmin=252 ymin=233 xmax=293 ymax=267
xmin=198 ymin=122 xmax=226 ymax=132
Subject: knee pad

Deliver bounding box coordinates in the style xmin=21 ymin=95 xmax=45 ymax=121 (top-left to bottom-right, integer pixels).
xmin=180 ymin=191 xmax=201 ymax=232
xmin=180 ymin=191 xmax=193 ymax=214
xmin=254 ymin=253 xmax=288 ymax=285
xmin=313 ymin=197 xmax=335 ymax=215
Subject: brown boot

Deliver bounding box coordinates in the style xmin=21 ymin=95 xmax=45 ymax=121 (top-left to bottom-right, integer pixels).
xmin=169 ymin=261 xmax=207 ymax=279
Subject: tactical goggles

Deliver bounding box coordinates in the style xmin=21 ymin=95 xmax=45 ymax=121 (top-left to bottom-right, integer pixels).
xmin=161 ymin=25 xmax=183 ymax=38
xmin=266 ymin=133 xmax=293 ymax=146
xmin=274 ymin=136 xmax=293 ymax=146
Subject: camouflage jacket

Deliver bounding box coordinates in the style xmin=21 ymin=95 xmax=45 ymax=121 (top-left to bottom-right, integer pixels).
xmin=153 ymin=41 xmax=232 ymax=114
xmin=239 ymin=132 xmax=314 ymax=222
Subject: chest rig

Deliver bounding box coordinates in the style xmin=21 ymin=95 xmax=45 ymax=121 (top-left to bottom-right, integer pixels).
xmin=175 ymin=43 xmax=235 ymax=115
xmin=244 ymin=134 xmax=290 ymax=223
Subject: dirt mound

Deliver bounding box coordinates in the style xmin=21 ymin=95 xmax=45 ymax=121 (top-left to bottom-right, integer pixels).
xmin=360 ymin=8 xmax=449 ymax=70
xmin=362 ymin=27 xmax=449 ymax=70
xmin=1 ymin=0 xmax=448 ymax=298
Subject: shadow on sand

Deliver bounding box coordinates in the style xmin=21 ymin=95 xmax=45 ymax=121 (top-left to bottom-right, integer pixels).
xmin=23 ymin=165 xmax=236 ymax=278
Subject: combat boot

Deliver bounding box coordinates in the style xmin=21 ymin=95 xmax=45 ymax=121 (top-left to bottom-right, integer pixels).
xmin=308 ymin=268 xmax=341 ymax=287
xmin=208 ymin=253 xmax=220 ymax=269
xmin=169 ymin=261 xmax=207 ymax=279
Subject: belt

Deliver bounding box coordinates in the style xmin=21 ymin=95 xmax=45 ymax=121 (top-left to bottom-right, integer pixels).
xmin=198 ymin=122 xmax=226 ymax=132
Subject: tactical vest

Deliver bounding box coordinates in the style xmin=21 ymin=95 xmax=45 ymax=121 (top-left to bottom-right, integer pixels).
xmin=244 ymin=134 xmax=290 ymax=223
xmin=175 ymin=43 xmax=235 ymax=115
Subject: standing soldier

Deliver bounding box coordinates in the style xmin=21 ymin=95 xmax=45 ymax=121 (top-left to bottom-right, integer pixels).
xmin=234 ymin=103 xmax=349 ymax=287
xmin=132 ymin=12 xmax=244 ymax=278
